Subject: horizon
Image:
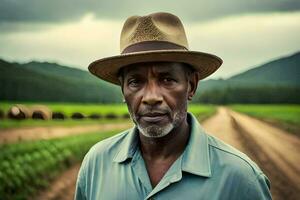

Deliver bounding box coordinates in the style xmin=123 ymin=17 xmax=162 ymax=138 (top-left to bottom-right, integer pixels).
xmin=0 ymin=1 xmax=299 ymax=79
xmin=1 ymin=49 xmax=298 ymax=81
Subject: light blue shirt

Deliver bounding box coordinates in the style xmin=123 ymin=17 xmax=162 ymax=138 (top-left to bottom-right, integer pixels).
xmin=75 ymin=113 xmax=272 ymax=200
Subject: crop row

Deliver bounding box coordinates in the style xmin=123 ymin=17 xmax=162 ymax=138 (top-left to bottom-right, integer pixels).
xmin=0 ymin=130 xmax=118 ymax=200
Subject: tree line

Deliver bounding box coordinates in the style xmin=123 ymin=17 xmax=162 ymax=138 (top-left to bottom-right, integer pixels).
xmin=193 ymin=86 xmax=300 ymax=104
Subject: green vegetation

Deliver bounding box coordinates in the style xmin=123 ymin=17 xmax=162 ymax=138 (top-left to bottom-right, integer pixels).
xmin=0 ymin=118 xmax=131 ymax=129
xmin=1 ymin=52 xmax=300 ymax=104
xmin=0 ymin=102 xmax=129 ymax=117
xmin=0 ymin=102 xmax=215 ymax=128
xmin=0 ymin=130 xmax=119 ymax=200
xmin=0 ymin=59 xmax=122 ymax=103
xmin=194 ymin=86 xmax=300 ymax=104
xmin=188 ymin=104 xmax=216 ymax=121
xmin=230 ymin=104 xmax=300 ymax=135
xmin=0 ymin=102 xmax=131 ymax=129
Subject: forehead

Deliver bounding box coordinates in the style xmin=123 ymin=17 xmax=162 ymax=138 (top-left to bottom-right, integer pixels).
xmin=121 ymin=62 xmax=187 ymax=76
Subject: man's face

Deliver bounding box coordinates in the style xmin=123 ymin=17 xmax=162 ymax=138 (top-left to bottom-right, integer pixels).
xmin=121 ymin=62 xmax=195 ymax=138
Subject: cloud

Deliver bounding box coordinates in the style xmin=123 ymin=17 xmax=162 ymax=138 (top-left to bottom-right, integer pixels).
xmin=0 ymin=12 xmax=299 ymax=79
xmin=187 ymin=12 xmax=300 ymax=78
xmin=0 ymin=0 xmax=299 ymax=23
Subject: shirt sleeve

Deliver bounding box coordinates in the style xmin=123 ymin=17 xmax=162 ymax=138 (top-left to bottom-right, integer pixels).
xmin=246 ymin=173 xmax=272 ymax=200
xmin=74 ymin=162 xmax=87 ymax=200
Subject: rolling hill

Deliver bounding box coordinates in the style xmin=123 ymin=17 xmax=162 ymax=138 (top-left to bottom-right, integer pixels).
xmin=199 ymin=51 xmax=300 ymax=92
xmin=229 ymin=51 xmax=300 ymax=85
xmin=0 ymin=60 xmax=122 ymax=103
xmin=0 ymin=51 xmax=299 ymax=103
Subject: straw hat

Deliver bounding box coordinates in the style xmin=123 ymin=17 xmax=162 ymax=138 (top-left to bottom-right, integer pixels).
xmin=89 ymin=12 xmax=222 ymax=85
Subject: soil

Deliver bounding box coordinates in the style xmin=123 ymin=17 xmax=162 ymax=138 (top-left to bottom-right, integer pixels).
xmin=0 ymin=122 xmax=132 ymax=144
xmin=204 ymin=107 xmax=300 ymax=200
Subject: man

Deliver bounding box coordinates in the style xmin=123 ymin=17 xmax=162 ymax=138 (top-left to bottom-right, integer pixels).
xmin=75 ymin=12 xmax=272 ymax=200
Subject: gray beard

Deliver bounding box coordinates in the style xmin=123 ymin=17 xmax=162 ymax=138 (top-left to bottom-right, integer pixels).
xmin=137 ymin=122 xmax=174 ymax=138
xmin=130 ymin=109 xmax=186 ymax=138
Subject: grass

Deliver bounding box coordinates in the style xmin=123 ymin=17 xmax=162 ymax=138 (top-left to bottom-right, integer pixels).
xmin=0 ymin=118 xmax=131 ymax=129
xmin=0 ymin=102 xmax=129 ymax=117
xmin=230 ymin=104 xmax=300 ymax=135
xmin=188 ymin=104 xmax=217 ymax=121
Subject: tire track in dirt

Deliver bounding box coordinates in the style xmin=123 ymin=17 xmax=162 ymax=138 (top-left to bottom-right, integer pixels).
xmin=202 ymin=107 xmax=300 ymax=200
xmin=229 ymin=109 xmax=300 ymax=200
xmin=0 ymin=122 xmax=132 ymax=144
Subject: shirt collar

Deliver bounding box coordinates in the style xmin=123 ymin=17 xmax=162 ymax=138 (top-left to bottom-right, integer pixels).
xmin=113 ymin=127 xmax=138 ymax=163
xmin=181 ymin=113 xmax=211 ymax=177
xmin=113 ymin=112 xmax=212 ymax=178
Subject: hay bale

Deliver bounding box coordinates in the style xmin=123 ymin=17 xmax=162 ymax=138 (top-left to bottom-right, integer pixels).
xmin=52 ymin=112 xmax=66 ymax=120
xmin=105 ymin=113 xmax=118 ymax=119
xmin=71 ymin=112 xmax=85 ymax=119
xmin=30 ymin=105 xmax=52 ymax=120
xmin=8 ymin=104 xmax=32 ymax=120
xmin=89 ymin=113 xmax=102 ymax=120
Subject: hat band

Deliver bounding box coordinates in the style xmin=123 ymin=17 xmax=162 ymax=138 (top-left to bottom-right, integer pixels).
xmin=121 ymin=41 xmax=188 ymax=54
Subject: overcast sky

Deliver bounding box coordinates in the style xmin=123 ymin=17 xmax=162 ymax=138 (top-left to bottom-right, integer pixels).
xmin=0 ymin=0 xmax=299 ymax=79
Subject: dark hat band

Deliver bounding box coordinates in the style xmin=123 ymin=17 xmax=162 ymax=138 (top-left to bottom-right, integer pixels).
xmin=121 ymin=41 xmax=188 ymax=54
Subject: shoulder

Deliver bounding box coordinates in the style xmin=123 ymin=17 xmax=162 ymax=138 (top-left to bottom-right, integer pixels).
xmin=75 ymin=129 xmax=132 ymax=196
xmin=84 ymin=129 xmax=131 ymax=162
xmin=206 ymin=134 xmax=271 ymax=199
xmin=78 ymin=128 xmax=132 ymax=175
xmin=207 ymin=134 xmax=262 ymax=176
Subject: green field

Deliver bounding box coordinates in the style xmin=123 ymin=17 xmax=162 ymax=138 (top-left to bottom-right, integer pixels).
xmin=0 ymin=118 xmax=132 ymax=129
xmin=0 ymin=129 xmax=120 ymax=200
xmin=0 ymin=102 xmax=129 ymax=117
xmin=0 ymin=102 xmax=216 ymax=129
xmin=230 ymin=104 xmax=300 ymax=134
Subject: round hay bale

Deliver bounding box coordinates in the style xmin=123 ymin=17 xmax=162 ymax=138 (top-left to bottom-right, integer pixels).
xmin=122 ymin=113 xmax=130 ymax=119
xmin=71 ymin=112 xmax=85 ymax=119
xmin=52 ymin=112 xmax=66 ymax=120
xmin=89 ymin=113 xmax=102 ymax=120
xmin=30 ymin=105 xmax=52 ymax=120
xmin=105 ymin=113 xmax=118 ymax=119
xmin=8 ymin=104 xmax=32 ymax=120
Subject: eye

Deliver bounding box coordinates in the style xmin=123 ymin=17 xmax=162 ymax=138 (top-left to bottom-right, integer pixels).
xmin=128 ymin=78 xmax=141 ymax=87
xmin=162 ymin=77 xmax=176 ymax=84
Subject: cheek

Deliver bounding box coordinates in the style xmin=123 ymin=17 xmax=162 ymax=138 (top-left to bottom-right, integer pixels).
xmin=124 ymin=90 xmax=143 ymax=114
xmin=163 ymin=86 xmax=189 ymax=107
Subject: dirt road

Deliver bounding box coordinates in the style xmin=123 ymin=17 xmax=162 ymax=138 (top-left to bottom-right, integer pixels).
xmin=204 ymin=107 xmax=300 ymax=200
xmin=28 ymin=107 xmax=300 ymax=200
xmin=0 ymin=122 xmax=132 ymax=144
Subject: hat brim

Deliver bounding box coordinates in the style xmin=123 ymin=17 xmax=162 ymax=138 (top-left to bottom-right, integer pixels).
xmin=88 ymin=50 xmax=222 ymax=85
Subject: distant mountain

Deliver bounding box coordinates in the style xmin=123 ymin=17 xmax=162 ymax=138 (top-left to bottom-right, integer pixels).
xmin=0 ymin=59 xmax=122 ymax=103
xmin=228 ymin=51 xmax=300 ymax=86
xmin=0 ymin=51 xmax=299 ymax=103
xmin=194 ymin=52 xmax=300 ymax=104
xmin=198 ymin=51 xmax=300 ymax=91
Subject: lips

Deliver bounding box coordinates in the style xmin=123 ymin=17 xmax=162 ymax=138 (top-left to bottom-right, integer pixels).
xmin=140 ymin=112 xmax=168 ymax=123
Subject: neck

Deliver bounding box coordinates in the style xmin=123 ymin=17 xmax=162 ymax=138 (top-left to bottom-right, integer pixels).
xmin=138 ymin=118 xmax=190 ymax=161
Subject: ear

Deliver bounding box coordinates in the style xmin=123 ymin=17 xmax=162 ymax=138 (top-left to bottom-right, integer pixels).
xmin=187 ymin=72 xmax=200 ymax=101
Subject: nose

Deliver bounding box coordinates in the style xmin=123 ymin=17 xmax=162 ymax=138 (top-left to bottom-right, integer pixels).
xmin=142 ymin=81 xmax=163 ymax=106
